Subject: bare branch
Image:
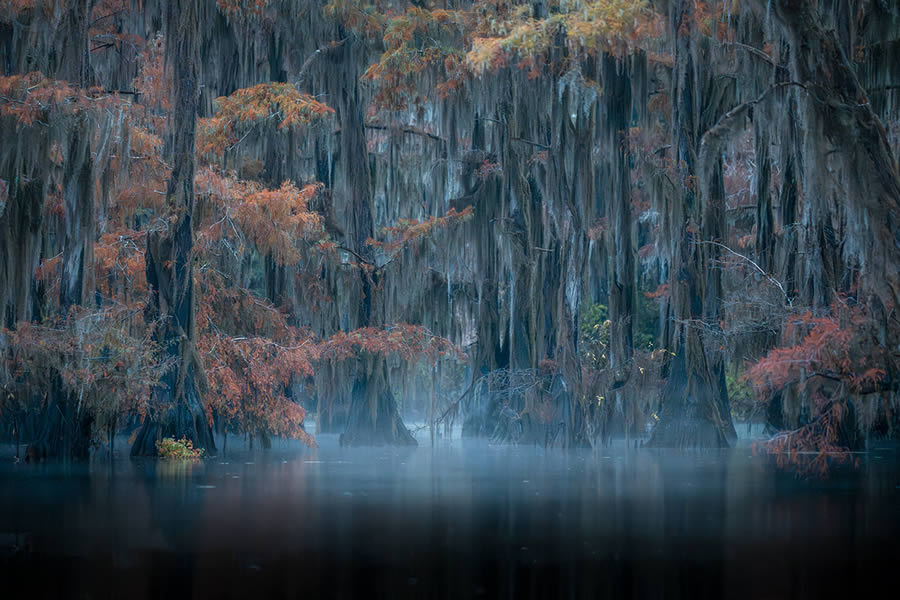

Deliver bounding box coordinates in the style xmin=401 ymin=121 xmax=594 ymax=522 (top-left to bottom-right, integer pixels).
xmin=694 ymin=240 xmax=792 ymax=305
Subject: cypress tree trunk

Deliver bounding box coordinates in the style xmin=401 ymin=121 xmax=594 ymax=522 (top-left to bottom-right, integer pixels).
xmin=131 ymin=0 xmax=215 ymax=457
xmin=340 ymin=358 xmax=416 ymax=447
xmin=25 ymin=3 xmax=95 ymax=460
xmin=647 ymin=1 xmax=731 ymax=448
xmin=770 ymin=0 xmax=900 ymax=309
xmin=28 ymin=118 xmax=96 ymax=460
xmin=334 ymin=39 xmax=416 ymax=447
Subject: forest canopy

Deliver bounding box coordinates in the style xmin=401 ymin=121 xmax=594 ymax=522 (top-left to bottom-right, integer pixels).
xmin=0 ymin=0 xmax=898 ymax=463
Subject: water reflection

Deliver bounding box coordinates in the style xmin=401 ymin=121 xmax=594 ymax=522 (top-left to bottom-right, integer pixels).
xmin=0 ymin=437 xmax=897 ymax=598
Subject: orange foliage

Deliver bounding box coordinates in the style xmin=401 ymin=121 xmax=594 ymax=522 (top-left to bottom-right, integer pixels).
xmin=195 ymin=168 xmax=325 ymax=265
xmin=0 ymin=71 xmax=135 ymax=127
xmin=89 ymin=1 xmax=143 ymax=58
xmin=644 ymin=283 xmax=669 ymax=299
xmin=363 ymin=6 xmax=468 ymax=108
xmin=755 ymin=397 xmax=860 ymax=477
xmin=318 ymin=324 xmax=465 ymax=364
xmin=466 ymin=1 xmax=663 ymax=76
xmin=322 ymin=0 xmax=388 ymax=41
xmin=94 ymin=230 xmax=148 ymax=299
xmin=195 ymin=268 xmax=295 ymax=340
xmin=198 ymin=83 xmax=334 ymax=156
xmin=200 ymin=332 xmax=317 ymax=446
xmin=216 ymin=0 xmax=269 ymax=19
xmin=109 ymin=125 xmax=169 ymax=218
xmin=4 ymin=306 xmax=161 ymax=430
xmin=132 ymin=33 xmax=169 ymax=115
xmin=235 ymin=182 xmax=324 ymax=264
xmin=745 ymin=302 xmax=884 ymax=398
xmin=747 ymin=299 xmax=897 ymax=473
xmin=0 ymin=72 xmax=78 ymax=125
xmin=194 ymin=266 xmax=317 ymax=446
xmin=367 ymin=206 xmax=472 ymax=255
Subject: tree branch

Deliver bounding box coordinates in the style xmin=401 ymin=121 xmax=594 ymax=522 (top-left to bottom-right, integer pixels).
xmin=694 ymin=240 xmax=792 ymax=305
xmin=295 ymin=38 xmax=348 ymax=88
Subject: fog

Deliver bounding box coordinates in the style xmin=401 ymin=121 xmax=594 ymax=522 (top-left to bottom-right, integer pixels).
xmin=1 ymin=433 xmax=898 ymax=599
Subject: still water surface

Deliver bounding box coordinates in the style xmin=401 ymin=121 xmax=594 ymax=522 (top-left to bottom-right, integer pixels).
xmin=1 ymin=435 xmax=898 ymax=599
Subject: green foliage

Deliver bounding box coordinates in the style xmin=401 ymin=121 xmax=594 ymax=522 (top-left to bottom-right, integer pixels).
xmin=726 ymin=368 xmax=754 ymax=421
xmin=156 ymin=437 xmax=206 ymax=459
xmin=580 ymin=294 xmax=656 ymax=363
xmin=633 ymin=291 xmax=659 ymax=351
xmin=580 ymin=303 xmax=610 ymax=369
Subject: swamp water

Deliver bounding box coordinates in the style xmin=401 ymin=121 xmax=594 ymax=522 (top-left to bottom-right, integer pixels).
xmin=1 ymin=435 xmax=898 ymax=599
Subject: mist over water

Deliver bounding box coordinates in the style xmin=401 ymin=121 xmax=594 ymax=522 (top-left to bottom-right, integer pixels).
xmin=1 ymin=434 xmax=898 ymax=599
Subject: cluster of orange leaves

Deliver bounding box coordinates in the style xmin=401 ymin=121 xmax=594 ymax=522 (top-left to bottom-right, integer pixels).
xmin=195 ymin=168 xmax=325 ymax=265
xmin=755 ymin=396 xmax=860 ymax=477
xmin=466 ymin=1 xmax=663 ymax=76
xmin=745 ymin=299 xmax=896 ymax=473
xmin=93 ymin=230 xmax=148 ymax=299
xmin=3 ymin=305 xmax=161 ymax=429
xmin=362 ymin=6 xmax=468 ymax=108
xmin=109 ymin=125 xmax=169 ymax=217
xmin=199 ymin=332 xmax=317 ymax=447
xmin=746 ymin=301 xmax=888 ymax=399
xmin=318 ymin=324 xmax=465 ymax=364
xmin=131 ymin=33 xmax=169 ymax=116
xmin=216 ymin=0 xmax=269 ymax=19
xmin=0 ymin=72 xmax=84 ymax=125
xmin=346 ymin=1 xmax=666 ymax=109
xmin=194 ymin=262 xmax=463 ymax=446
xmin=322 ymin=0 xmax=390 ymax=41
xmin=689 ymin=0 xmax=739 ymax=41
xmin=198 ymin=83 xmax=334 ymax=156
xmin=367 ymin=206 xmax=473 ymax=255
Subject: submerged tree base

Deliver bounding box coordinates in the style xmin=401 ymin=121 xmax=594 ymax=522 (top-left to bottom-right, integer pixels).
xmin=646 ymin=351 xmax=731 ymax=449
xmin=130 ymin=401 xmax=216 ymax=458
xmin=339 ymin=378 xmax=417 ymax=447
xmin=644 ymin=408 xmax=729 ymax=449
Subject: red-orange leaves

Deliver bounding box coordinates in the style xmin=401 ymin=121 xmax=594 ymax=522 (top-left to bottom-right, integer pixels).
xmin=322 ymin=0 xmax=388 ymax=41
xmin=364 ymin=7 xmax=468 ymax=108
xmin=747 ymin=301 xmax=891 ymax=399
xmin=198 ymin=83 xmax=333 ymax=156
xmin=216 ymin=0 xmax=269 ymax=19
xmin=0 ymin=72 xmax=77 ymax=125
xmin=466 ymin=1 xmax=662 ymax=76
xmin=94 ymin=230 xmax=148 ymax=298
xmin=235 ymin=182 xmax=324 ymax=264
xmin=201 ymin=332 xmax=318 ymax=447
xmin=367 ymin=206 xmax=472 ymax=256
xmin=4 ymin=306 xmax=162 ymax=431
xmin=319 ymin=324 xmax=465 ymax=364
xmin=195 ymin=168 xmax=325 ymax=265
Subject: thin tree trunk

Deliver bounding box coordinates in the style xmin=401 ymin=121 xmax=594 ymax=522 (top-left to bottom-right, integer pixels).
xmin=430 ymin=362 xmax=437 ymax=446
xmin=604 ymin=53 xmax=636 ymax=445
